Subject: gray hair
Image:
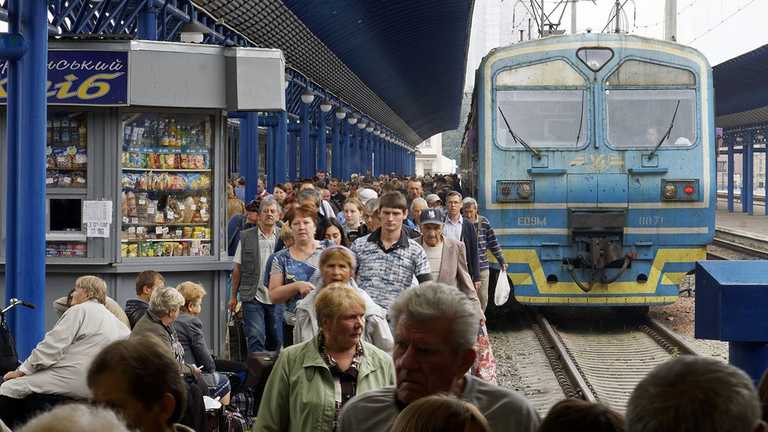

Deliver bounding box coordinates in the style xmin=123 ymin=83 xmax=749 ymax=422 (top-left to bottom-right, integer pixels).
xmin=18 ymin=403 xmax=131 ymax=432
xmin=260 ymin=195 xmax=282 ymax=214
xmin=389 ymin=282 xmax=479 ymax=351
xmin=461 ymin=197 xmax=478 ymax=210
xmin=148 ymin=286 xmax=185 ymax=317
xmin=365 ymin=198 xmax=380 ymax=215
xmin=626 ymin=355 xmax=762 ymax=432
xmin=410 ymin=197 xmax=428 ymax=213
xmin=297 ymin=188 xmax=321 ymax=206
xmin=75 ymin=275 xmax=107 ymax=305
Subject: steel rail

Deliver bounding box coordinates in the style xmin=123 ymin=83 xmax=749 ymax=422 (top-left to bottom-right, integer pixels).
xmin=532 ymin=312 xmax=598 ymax=402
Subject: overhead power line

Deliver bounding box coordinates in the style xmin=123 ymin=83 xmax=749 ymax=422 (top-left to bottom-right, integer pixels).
xmin=686 ymin=0 xmax=760 ymax=44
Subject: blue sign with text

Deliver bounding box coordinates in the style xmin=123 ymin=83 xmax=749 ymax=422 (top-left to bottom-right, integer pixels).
xmin=0 ymin=50 xmax=128 ymax=105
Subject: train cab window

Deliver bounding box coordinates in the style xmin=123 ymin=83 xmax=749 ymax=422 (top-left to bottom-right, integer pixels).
xmin=605 ymin=60 xmax=696 ymax=149
xmin=494 ymin=60 xmax=588 ymax=150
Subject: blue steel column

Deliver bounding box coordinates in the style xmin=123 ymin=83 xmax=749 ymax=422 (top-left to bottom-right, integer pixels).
xmin=330 ymin=115 xmax=340 ymax=178
xmin=353 ymin=126 xmax=359 ymax=177
xmin=288 ymin=124 xmax=298 ymax=181
xmin=5 ymin=0 xmax=48 ymax=358
xmin=239 ymin=112 xmax=259 ymax=201
xmin=265 ymin=118 xmax=275 ymax=191
xmin=4 ymin=0 xmax=21 ymax=330
xmin=727 ymin=136 xmax=734 ymax=212
xmin=274 ymin=111 xmax=288 ymax=186
xmin=745 ymin=141 xmax=754 ymax=215
xmin=317 ymin=110 xmax=327 ymax=174
xmin=342 ymin=122 xmax=351 ymax=180
xmin=137 ymin=3 xmax=159 ymax=40
xmin=300 ymin=103 xmax=312 ymax=179
xmin=363 ymin=131 xmax=370 ymax=176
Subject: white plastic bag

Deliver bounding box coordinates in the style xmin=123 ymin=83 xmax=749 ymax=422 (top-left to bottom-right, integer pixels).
xmin=494 ymin=272 xmax=511 ymax=306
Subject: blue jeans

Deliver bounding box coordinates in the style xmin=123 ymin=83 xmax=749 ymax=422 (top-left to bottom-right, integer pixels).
xmin=242 ymin=300 xmax=283 ymax=352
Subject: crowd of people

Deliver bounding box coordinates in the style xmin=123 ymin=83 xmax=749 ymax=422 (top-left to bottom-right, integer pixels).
xmin=0 ymin=170 xmax=767 ymax=432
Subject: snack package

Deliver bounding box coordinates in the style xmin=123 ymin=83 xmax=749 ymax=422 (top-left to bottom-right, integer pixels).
xmin=54 ymin=148 xmax=71 ymax=169
xmin=46 ymin=147 xmax=56 ymax=169
xmin=74 ymin=149 xmax=87 ymax=169
xmin=182 ymin=196 xmax=196 ymax=223
xmin=148 ymin=153 xmax=161 ymax=169
xmin=73 ymin=174 xmax=86 ymax=187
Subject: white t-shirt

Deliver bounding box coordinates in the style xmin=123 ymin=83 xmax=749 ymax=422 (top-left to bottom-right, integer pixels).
xmin=423 ymin=242 xmax=443 ymax=281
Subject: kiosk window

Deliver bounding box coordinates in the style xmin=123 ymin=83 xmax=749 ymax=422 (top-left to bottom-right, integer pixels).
xmin=49 ymin=199 xmax=82 ymax=232
xmin=47 ymin=112 xmax=87 ymax=189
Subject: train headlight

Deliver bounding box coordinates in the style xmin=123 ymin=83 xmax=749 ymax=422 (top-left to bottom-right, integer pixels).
xmin=518 ymin=183 xmax=532 ymax=199
xmin=663 ymin=184 xmax=677 ymax=200
xmin=497 ymin=180 xmax=534 ymax=202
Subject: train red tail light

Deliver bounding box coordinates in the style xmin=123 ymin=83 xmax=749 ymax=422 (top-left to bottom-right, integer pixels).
xmin=662 ymin=180 xmax=700 ymax=201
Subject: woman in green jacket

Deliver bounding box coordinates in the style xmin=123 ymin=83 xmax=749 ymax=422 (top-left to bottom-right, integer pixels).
xmin=256 ymin=283 xmax=395 ymax=432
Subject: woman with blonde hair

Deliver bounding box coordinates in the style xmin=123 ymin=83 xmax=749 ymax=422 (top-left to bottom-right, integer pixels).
xmin=173 ymin=282 xmax=231 ymax=404
xmin=257 ymin=284 xmax=394 ymax=432
xmin=295 ymin=246 xmax=392 ymax=351
xmin=390 ymin=394 xmax=490 ymax=432
xmin=0 ymin=276 xmax=130 ymax=428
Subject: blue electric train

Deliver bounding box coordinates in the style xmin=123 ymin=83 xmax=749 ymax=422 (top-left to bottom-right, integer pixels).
xmin=459 ymin=33 xmax=715 ymax=306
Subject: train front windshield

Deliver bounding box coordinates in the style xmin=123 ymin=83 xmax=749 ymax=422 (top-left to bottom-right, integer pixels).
xmin=606 ymin=59 xmax=697 ymax=149
xmin=496 ymin=90 xmax=587 ymax=149
xmin=494 ymin=59 xmax=588 ymax=150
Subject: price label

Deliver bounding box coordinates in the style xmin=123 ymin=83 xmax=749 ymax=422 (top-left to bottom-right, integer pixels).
xmin=123 ymin=217 xmax=129 ymax=224
xmin=131 ymin=217 xmax=139 ymax=224
xmin=138 ymin=199 xmax=146 ymax=205
xmin=147 ymin=206 xmax=155 ymax=214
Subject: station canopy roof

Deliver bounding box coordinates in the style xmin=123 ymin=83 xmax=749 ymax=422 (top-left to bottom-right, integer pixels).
xmin=192 ymin=0 xmax=474 ymax=146
xmin=714 ymin=43 xmax=768 ymax=129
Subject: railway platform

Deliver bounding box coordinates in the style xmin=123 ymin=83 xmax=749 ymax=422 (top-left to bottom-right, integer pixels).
xmin=716 ymin=209 xmax=768 ymax=240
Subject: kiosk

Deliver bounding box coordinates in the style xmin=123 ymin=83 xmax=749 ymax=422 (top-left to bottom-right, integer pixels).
xmin=0 ymin=40 xmax=284 ymax=352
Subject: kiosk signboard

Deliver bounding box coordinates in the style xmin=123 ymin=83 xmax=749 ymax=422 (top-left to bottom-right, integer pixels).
xmin=0 ymin=50 xmax=128 ymax=105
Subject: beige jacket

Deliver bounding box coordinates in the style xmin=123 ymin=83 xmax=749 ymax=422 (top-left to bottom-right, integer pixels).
xmin=0 ymin=300 xmax=130 ymax=399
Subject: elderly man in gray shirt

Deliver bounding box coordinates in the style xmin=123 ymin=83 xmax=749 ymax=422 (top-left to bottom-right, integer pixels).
xmin=338 ymin=282 xmax=539 ymax=432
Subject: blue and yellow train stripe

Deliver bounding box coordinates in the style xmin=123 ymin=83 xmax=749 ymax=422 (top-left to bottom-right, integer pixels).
xmin=498 ymin=247 xmax=706 ymax=304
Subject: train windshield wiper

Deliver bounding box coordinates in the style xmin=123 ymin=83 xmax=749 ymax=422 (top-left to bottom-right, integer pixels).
xmin=498 ymin=106 xmax=541 ymax=158
xmin=648 ymin=99 xmax=681 ymax=158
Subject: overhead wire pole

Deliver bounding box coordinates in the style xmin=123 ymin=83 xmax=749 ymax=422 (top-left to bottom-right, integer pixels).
xmin=665 ymin=0 xmax=678 ymax=41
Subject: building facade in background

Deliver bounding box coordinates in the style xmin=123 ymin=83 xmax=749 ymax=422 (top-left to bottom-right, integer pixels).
xmin=416 ymin=134 xmax=456 ymax=176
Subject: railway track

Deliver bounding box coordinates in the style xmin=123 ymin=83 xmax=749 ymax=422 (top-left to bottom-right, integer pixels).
xmin=530 ymin=309 xmax=697 ymax=413
xmin=708 ymin=226 xmax=768 ymax=260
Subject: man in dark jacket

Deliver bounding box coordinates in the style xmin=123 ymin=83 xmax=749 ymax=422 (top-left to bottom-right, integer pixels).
xmin=442 ymin=191 xmax=481 ymax=287
xmin=125 ymin=270 xmax=164 ymax=329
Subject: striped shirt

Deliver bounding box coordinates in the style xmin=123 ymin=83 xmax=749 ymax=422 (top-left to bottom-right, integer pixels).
xmin=475 ymin=215 xmax=506 ymax=270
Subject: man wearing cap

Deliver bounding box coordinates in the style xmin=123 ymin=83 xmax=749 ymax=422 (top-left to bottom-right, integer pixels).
xmin=416 ymin=209 xmax=476 ymax=297
xmin=425 ymin=193 xmax=442 ymax=209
